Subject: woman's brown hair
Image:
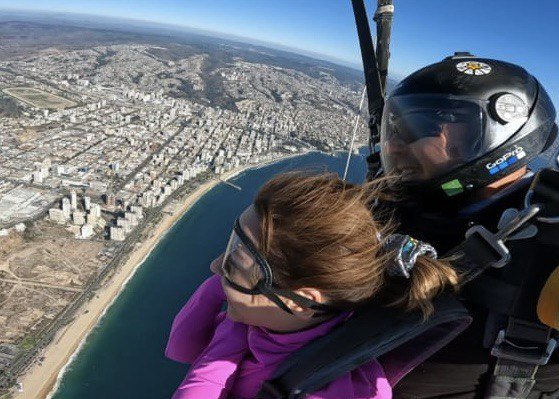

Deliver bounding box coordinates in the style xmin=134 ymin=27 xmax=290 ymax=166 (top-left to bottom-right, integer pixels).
xmin=253 ymin=171 xmax=459 ymax=317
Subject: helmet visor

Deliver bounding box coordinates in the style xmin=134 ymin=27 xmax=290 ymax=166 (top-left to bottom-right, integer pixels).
xmin=380 ymin=95 xmax=523 ymax=182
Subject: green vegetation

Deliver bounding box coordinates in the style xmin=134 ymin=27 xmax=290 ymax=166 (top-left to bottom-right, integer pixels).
xmin=18 ymin=335 xmax=37 ymax=351
xmin=3 ymin=87 xmax=76 ymax=109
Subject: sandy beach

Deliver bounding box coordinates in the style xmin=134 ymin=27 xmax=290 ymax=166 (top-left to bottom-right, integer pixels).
xmin=11 ymin=152 xmax=304 ymax=399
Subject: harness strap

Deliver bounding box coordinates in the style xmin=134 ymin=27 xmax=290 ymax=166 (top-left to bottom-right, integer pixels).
xmin=463 ymin=275 xmax=518 ymax=315
xmin=486 ymin=360 xmax=538 ymax=399
xmin=351 ymin=0 xmax=383 ymax=120
xmin=257 ymin=294 xmax=471 ymax=399
xmin=486 ymin=319 xmax=556 ymax=398
xmin=482 ymin=170 xmax=559 ymax=398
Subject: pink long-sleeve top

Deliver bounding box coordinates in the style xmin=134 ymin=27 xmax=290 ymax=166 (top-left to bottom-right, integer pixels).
xmin=165 ymin=275 xmax=392 ymax=399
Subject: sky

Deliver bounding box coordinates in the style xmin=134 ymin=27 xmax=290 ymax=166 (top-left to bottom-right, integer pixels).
xmin=1 ymin=0 xmax=558 ymax=105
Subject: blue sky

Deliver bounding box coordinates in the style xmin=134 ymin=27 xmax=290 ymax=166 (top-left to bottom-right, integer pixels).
xmin=1 ymin=1 xmax=558 ymax=105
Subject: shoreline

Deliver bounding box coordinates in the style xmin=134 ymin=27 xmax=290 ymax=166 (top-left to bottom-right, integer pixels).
xmin=12 ymin=151 xmax=304 ymax=399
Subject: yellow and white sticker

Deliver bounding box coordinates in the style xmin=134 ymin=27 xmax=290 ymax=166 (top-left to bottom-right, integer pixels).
xmin=456 ymin=61 xmax=492 ymax=76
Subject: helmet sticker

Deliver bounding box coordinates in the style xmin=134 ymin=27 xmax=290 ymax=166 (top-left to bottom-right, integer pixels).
xmin=486 ymin=145 xmax=526 ymax=175
xmin=441 ymin=179 xmax=464 ymax=196
xmin=456 ymin=61 xmax=492 ymax=76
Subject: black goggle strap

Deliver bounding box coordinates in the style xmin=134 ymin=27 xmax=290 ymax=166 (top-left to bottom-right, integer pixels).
xmin=272 ymin=287 xmax=341 ymax=317
xmin=224 ymin=276 xmax=261 ymax=295
xmin=233 ymin=218 xmax=273 ymax=286
xmin=258 ymin=282 xmax=294 ymax=315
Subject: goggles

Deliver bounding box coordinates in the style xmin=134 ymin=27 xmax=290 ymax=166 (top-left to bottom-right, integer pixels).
xmin=221 ymin=218 xmax=339 ymax=317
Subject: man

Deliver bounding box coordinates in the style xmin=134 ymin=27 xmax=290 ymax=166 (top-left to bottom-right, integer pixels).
xmin=380 ymin=54 xmax=559 ymax=398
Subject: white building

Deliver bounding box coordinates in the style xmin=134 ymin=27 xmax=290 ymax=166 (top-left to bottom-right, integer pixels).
xmin=53 ymin=165 xmax=66 ymax=176
xmin=32 ymin=171 xmax=43 ymax=183
xmin=86 ymin=213 xmax=97 ymax=225
xmin=62 ymin=198 xmax=71 ymax=219
xmin=130 ymin=205 xmax=143 ymax=218
xmin=90 ymin=203 xmax=101 ymax=218
xmin=124 ymin=211 xmax=138 ymax=226
xmin=80 ymin=224 xmax=94 ymax=239
xmin=117 ymin=217 xmax=131 ymax=233
xmin=110 ymin=226 xmax=126 ymax=241
xmin=84 ymin=196 xmax=91 ymax=211
xmin=14 ymin=223 xmax=26 ymax=233
xmin=72 ymin=211 xmax=85 ymax=226
xmin=40 ymin=167 xmax=49 ymax=179
xmin=49 ymin=208 xmax=66 ymax=224
xmin=70 ymin=190 xmax=78 ymax=210
xmin=96 ymin=217 xmax=107 ymax=229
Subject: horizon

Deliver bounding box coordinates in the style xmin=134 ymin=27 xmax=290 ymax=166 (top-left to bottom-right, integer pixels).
xmin=0 ymin=1 xmax=557 ymax=107
xmin=0 ymin=8 xmax=365 ymax=72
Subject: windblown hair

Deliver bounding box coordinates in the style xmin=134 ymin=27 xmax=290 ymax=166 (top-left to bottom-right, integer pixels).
xmin=253 ymin=171 xmax=459 ymax=317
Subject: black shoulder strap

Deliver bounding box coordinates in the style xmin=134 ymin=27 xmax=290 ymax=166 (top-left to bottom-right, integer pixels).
xmin=453 ymin=168 xmax=559 ymax=285
xmin=351 ymin=0 xmax=384 ymax=120
xmin=478 ymin=169 xmax=559 ymax=398
xmin=257 ymin=294 xmax=471 ymax=399
xmin=351 ymin=0 xmax=392 ymax=179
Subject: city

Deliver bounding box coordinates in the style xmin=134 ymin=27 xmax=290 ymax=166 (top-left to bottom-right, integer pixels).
xmin=0 ymin=20 xmax=367 ymax=393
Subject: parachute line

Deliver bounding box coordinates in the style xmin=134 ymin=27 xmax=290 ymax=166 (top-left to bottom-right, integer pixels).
xmin=343 ymin=85 xmax=367 ymax=181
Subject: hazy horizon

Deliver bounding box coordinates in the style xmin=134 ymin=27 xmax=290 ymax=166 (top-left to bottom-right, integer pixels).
xmin=0 ymin=1 xmax=556 ymax=106
xmin=0 ymin=8 xmax=367 ymax=72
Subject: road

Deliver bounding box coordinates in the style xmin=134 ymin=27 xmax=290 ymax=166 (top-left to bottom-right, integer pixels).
xmin=0 ymin=278 xmax=83 ymax=293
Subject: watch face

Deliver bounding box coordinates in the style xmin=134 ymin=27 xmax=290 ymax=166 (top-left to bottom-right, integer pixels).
xmin=493 ymin=93 xmax=529 ymax=124
xmin=456 ymin=61 xmax=492 ymax=76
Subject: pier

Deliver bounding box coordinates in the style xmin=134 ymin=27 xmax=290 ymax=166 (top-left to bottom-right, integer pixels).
xmin=220 ymin=179 xmax=242 ymax=191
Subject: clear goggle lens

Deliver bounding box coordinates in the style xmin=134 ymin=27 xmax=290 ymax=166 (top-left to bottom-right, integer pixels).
xmin=221 ymin=230 xmax=263 ymax=291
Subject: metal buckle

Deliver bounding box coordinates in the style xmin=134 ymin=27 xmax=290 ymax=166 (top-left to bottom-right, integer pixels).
xmin=465 ymin=205 xmax=541 ymax=269
xmin=464 ymin=225 xmax=510 ymax=269
xmin=492 ymin=329 xmax=557 ymax=366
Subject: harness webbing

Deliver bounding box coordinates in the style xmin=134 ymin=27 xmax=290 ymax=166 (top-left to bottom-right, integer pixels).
xmin=486 ymin=319 xmax=556 ymax=399
xmin=257 ymin=294 xmax=471 ymax=399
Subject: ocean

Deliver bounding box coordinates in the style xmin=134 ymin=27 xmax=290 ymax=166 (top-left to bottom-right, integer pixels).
xmin=50 ymin=149 xmax=368 ymax=399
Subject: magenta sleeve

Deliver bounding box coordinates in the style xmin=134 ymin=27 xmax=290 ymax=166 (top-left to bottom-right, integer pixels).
xmin=165 ymin=274 xmax=227 ymax=363
xmin=171 ymin=317 xmax=249 ymax=399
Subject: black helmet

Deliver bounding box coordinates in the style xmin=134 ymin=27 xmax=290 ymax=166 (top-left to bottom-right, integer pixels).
xmin=380 ymin=53 xmax=557 ymax=198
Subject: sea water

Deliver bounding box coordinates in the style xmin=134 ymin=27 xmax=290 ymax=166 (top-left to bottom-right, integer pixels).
xmin=51 ymin=150 xmax=368 ymax=399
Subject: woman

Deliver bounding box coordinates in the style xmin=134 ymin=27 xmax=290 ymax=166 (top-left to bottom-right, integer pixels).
xmin=165 ymin=171 xmax=459 ymax=398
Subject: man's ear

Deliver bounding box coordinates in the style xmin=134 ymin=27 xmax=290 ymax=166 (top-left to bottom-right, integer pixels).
xmin=284 ymin=288 xmax=324 ymax=319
